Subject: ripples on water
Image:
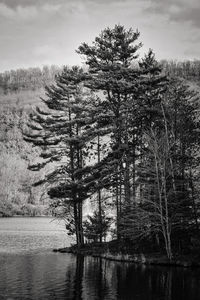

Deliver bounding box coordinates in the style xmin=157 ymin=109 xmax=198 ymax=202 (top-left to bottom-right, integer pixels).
xmin=0 ymin=217 xmax=70 ymax=253
xmin=0 ymin=218 xmax=200 ymax=300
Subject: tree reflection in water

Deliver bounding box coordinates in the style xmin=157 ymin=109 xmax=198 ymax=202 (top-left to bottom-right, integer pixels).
xmin=1 ymin=253 xmax=200 ymax=299
xmin=65 ymin=256 xmax=200 ymax=300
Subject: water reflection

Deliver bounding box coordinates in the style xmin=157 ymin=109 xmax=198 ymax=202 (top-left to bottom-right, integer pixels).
xmin=0 ymin=253 xmax=200 ymax=300
xmin=68 ymin=255 xmax=200 ymax=300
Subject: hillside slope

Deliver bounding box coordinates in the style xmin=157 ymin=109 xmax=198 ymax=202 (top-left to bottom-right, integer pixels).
xmin=0 ymin=89 xmax=49 ymax=216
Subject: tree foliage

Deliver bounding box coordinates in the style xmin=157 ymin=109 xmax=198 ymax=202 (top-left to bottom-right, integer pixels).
xmin=24 ymin=25 xmax=200 ymax=258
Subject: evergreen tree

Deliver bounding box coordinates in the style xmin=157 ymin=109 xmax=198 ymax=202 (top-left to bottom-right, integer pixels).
xmin=83 ymin=210 xmax=111 ymax=243
xmin=24 ymin=66 xmax=96 ymax=246
xmin=77 ymin=24 xmax=143 ymax=238
xmin=23 ymin=24 xmax=200 ymax=257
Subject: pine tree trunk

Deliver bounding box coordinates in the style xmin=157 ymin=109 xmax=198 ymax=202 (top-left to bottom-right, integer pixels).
xmin=116 ymin=182 xmax=120 ymax=240
xmin=97 ymin=135 xmax=103 ymax=243
xmin=124 ymin=108 xmax=131 ymax=203
xmin=73 ymin=201 xmax=80 ymax=247
xmin=132 ymin=141 xmax=136 ymax=203
xmin=189 ymin=169 xmax=199 ymax=231
xmin=69 ymin=109 xmax=83 ymax=247
xmin=78 ymin=201 xmax=84 ymax=246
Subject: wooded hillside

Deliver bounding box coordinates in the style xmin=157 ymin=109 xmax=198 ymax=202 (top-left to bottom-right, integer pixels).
xmin=0 ymin=66 xmax=62 ymax=216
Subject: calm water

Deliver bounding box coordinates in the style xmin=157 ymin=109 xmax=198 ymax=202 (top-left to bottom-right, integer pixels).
xmin=0 ymin=218 xmax=200 ymax=300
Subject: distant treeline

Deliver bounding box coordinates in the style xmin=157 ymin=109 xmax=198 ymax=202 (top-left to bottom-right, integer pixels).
xmin=0 ymin=65 xmax=62 ymax=94
xmin=1 ymin=60 xmax=200 ymax=95
xmin=161 ymin=60 xmax=200 ymax=82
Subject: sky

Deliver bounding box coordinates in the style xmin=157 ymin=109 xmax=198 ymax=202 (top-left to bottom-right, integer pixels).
xmin=0 ymin=0 xmax=200 ymax=72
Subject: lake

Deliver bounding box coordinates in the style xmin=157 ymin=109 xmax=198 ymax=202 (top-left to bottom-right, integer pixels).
xmin=0 ymin=217 xmax=200 ymax=300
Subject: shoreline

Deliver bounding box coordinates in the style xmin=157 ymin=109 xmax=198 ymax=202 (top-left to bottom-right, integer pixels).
xmin=53 ymin=246 xmax=200 ymax=268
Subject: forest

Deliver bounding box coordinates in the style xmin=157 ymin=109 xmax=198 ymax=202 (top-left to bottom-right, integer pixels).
xmin=1 ymin=25 xmax=200 ymax=260
xmin=0 ymin=65 xmax=62 ymax=217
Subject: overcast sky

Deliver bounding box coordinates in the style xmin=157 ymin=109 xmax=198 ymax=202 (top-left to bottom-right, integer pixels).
xmin=0 ymin=0 xmax=200 ymax=72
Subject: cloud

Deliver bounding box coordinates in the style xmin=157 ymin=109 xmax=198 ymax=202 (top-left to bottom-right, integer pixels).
xmin=0 ymin=3 xmax=38 ymax=20
xmin=0 ymin=3 xmax=14 ymax=18
xmin=0 ymin=1 xmax=88 ymax=22
xmin=0 ymin=0 xmax=63 ymax=8
xmin=0 ymin=0 xmax=127 ymax=8
xmin=42 ymin=3 xmax=62 ymax=13
xmin=148 ymin=0 xmax=200 ymax=27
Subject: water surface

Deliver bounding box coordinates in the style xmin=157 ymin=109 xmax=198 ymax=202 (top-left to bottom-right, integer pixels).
xmin=0 ymin=217 xmax=70 ymax=253
xmin=0 ymin=217 xmax=200 ymax=300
